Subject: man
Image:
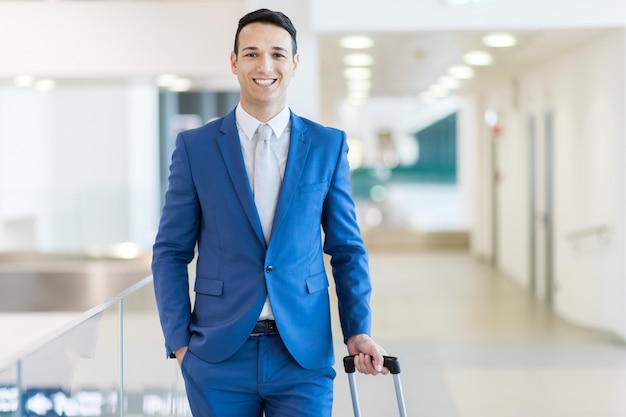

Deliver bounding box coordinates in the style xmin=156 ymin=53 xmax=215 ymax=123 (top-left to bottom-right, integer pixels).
xmin=152 ymin=8 xmax=387 ymax=417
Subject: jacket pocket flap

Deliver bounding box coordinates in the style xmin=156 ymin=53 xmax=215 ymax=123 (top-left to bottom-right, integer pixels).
xmin=306 ymin=273 xmax=329 ymax=294
xmin=298 ymin=181 xmax=328 ymax=194
xmin=195 ymin=277 xmax=224 ymax=296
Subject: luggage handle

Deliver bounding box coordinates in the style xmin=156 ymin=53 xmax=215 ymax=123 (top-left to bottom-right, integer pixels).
xmin=343 ymin=355 xmax=401 ymax=374
xmin=342 ymin=355 xmax=407 ymax=417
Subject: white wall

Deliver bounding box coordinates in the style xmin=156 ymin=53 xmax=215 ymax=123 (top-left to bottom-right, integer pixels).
xmin=456 ymin=97 xmax=478 ymax=249
xmin=0 ymin=90 xmax=52 ymax=224
xmin=476 ymin=30 xmax=626 ymax=338
xmin=0 ymin=2 xmax=245 ymax=82
xmin=549 ymin=31 xmax=626 ymax=337
xmin=0 ymin=89 xmax=52 ymax=249
xmin=128 ymin=83 xmax=161 ymax=248
xmin=477 ymin=82 xmax=531 ymax=287
xmin=0 ymin=83 xmax=160 ymax=252
xmin=0 ymin=0 xmax=319 ymax=120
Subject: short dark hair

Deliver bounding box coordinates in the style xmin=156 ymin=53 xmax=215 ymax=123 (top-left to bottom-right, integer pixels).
xmin=233 ymin=9 xmax=298 ymax=57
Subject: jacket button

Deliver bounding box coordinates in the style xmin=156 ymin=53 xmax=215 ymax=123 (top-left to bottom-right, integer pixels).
xmin=266 ymin=265 xmax=274 ymax=273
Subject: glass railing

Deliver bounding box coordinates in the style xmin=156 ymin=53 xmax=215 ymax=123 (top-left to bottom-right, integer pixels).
xmin=0 ymin=276 xmax=190 ymax=417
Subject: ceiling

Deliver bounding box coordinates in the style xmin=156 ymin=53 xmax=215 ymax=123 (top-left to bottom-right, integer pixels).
xmin=318 ymin=27 xmax=617 ymax=106
xmin=0 ymin=0 xmax=617 ymax=118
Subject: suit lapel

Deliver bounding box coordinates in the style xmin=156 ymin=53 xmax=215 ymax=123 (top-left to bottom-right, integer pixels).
xmin=271 ymin=113 xmax=310 ymax=239
xmin=216 ymin=111 xmax=266 ymax=246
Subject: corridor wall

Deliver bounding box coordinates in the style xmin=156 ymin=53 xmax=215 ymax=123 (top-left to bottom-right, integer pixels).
xmin=477 ymin=29 xmax=626 ymax=339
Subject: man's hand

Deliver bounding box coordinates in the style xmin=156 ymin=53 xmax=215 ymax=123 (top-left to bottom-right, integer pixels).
xmin=174 ymin=346 xmax=188 ymax=368
xmin=347 ymin=334 xmax=389 ymax=375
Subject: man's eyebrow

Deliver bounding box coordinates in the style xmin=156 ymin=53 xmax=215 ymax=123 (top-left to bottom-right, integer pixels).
xmin=240 ymin=46 xmax=289 ymax=53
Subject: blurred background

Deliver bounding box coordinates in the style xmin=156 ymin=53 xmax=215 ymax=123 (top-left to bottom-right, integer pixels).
xmin=0 ymin=0 xmax=625 ymax=416
xmin=1 ymin=0 xmax=624 ymax=338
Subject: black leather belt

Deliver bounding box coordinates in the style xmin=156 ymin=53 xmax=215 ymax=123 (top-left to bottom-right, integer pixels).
xmin=250 ymin=320 xmax=279 ymax=336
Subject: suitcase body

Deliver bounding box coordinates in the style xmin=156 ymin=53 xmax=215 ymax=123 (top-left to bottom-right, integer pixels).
xmin=342 ymin=355 xmax=407 ymax=417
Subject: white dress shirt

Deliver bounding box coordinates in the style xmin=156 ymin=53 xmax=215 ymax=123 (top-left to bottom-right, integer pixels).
xmin=235 ymin=104 xmax=291 ymax=321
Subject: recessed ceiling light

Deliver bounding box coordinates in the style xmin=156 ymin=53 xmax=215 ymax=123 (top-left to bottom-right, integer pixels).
xmin=156 ymin=73 xmax=179 ymax=87
xmin=439 ymin=76 xmax=461 ymax=89
xmin=483 ymin=32 xmax=517 ymax=48
xmin=429 ymin=84 xmax=449 ymax=98
xmin=169 ymin=78 xmax=192 ymax=92
xmin=35 ymin=79 xmax=55 ymax=92
xmin=448 ymin=65 xmax=475 ymax=79
xmin=348 ymin=89 xmax=369 ymax=99
xmin=343 ymin=53 xmax=374 ymax=66
xmin=347 ymin=79 xmax=371 ymax=91
xmin=339 ymin=36 xmax=374 ymax=49
xmin=14 ymin=75 xmax=35 ymax=87
xmin=419 ymin=91 xmax=436 ymax=103
xmin=463 ymin=50 xmax=493 ymax=66
xmin=347 ymin=97 xmax=368 ymax=106
xmin=344 ymin=67 xmax=372 ymax=80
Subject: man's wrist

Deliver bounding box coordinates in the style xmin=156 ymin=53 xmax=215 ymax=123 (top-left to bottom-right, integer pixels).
xmin=347 ymin=333 xmax=369 ymax=344
xmin=171 ymin=345 xmax=189 ymax=358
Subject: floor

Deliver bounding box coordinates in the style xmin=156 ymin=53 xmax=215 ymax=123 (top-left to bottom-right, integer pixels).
xmin=331 ymin=249 xmax=626 ymax=417
xmin=2 ymin=249 xmax=626 ymax=416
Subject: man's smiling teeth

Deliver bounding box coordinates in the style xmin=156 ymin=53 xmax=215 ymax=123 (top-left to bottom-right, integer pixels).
xmin=255 ymin=79 xmax=275 ymax=86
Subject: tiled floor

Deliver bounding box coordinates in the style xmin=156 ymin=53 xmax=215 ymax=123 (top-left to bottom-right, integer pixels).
xmin=2 ymin=249 xmax=626 ymax=416
xmin=331 ymin=249 xmax=626 ymax=417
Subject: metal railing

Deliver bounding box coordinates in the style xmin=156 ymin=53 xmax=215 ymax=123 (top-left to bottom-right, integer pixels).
xmin=0 ymin=276 xmax=190 ymax=417
xmin=565 ymin=225 xmax=611 ymax=246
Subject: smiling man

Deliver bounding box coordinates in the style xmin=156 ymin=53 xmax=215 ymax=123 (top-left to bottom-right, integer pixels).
xmin=152 ymin=8 xmax=388 ymax=417
xmin=231 ymin=18 xmax=298 ymax=121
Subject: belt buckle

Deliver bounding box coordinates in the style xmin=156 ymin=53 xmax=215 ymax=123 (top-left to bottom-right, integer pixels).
xmin=267 ymin=321 xmax=277 ymax=334
xmin=250 ymin=320 xmax=276 ymax=336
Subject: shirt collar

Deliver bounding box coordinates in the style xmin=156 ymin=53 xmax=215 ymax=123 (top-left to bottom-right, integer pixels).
xmin=235 ymin=104 xmax=290 ymax=140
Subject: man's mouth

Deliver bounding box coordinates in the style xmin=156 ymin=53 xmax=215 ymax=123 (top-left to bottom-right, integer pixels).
xmin=254 ymin=79 xmax=276 ymax=86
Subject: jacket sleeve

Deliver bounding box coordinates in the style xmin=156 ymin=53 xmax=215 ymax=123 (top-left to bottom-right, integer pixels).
xmin=151 ymin=132 xmax=200 ymax=357
xmin=321 ymin=131 xmax=373 ymax=342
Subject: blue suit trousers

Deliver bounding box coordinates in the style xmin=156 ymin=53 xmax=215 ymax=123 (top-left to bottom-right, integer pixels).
xmin=181 ymin=334 xmax=336 ymax=416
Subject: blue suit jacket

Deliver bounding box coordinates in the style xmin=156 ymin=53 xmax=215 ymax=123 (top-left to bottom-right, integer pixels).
xmin=152 ymin=109 xmax=372 ymax=370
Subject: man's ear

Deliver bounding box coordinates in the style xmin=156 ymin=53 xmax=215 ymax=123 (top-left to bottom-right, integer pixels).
xmin=230 ymin=51 xmax=238 ymax=74
xmin=292 ymin=53 xmax=300 ymax=73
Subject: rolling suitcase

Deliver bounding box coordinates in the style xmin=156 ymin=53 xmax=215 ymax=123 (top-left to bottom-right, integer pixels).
xmin=343 ymin=355 xmax=407 ymax=417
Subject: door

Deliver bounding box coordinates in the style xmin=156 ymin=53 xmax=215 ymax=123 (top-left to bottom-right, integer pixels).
xmin=529 ymin=111 xmax=555 ymax=307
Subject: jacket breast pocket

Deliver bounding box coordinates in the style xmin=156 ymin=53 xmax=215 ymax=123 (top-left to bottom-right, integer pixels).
xmin=298 ymin=181 xmax=328 ymax=194
xmin=306 ymin=272 xmax=329 ymax=294
xmin=194 ymin=276 xmax=224 ymax=296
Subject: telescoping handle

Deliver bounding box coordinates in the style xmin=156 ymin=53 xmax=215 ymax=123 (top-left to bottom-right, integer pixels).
xmin=343 ymin=355 xmax=401 ymax=374
xmin=342 ymin=356 xmax=407 ymax=417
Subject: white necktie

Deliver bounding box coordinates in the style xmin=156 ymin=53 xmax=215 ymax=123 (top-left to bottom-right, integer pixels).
xmin=254 ymin=123 xmax=280 ymax=244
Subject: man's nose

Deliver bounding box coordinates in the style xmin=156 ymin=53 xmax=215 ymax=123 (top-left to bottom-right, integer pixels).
xmin=258 ymin=54 xmax=273 ymax=71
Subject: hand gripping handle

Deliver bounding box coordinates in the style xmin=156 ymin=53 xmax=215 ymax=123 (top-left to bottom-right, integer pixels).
xmin=342 ymin=355 xmax=406 ymax=417
xmin=343 ymin=355 xmax=401 ymax=374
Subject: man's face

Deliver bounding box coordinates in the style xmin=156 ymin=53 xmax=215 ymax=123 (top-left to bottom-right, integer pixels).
xmin=230 ymin=22 xmax=299 ymax=116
